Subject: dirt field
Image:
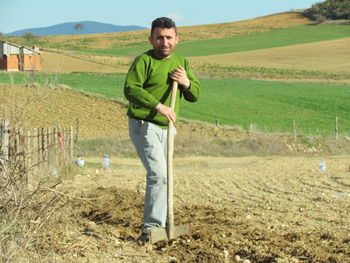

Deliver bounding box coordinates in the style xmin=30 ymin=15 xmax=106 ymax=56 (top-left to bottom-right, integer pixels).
xmin=24 ymin=154 xmax=350 ymax=263
xmin=2 ymin=82 xmax=350 ymax=262
xmin=189 ymin=37 xmax=350 ymax=74
xmin=41 ymin=50 xmax=128 ymax=73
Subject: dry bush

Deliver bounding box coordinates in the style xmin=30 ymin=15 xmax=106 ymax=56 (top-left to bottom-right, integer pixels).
xmin=0 ymin=155 xmax=67 ymax=262
xmin=0 ymin=74 xmax=72 ymax=263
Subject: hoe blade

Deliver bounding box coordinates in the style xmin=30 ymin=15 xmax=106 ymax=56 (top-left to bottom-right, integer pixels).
xmin=150 ymin=224 xmax=190 ymax=244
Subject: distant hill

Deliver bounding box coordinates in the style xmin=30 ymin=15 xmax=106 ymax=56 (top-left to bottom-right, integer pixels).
xmin=5 ymin=21 xmax=147 ymax=36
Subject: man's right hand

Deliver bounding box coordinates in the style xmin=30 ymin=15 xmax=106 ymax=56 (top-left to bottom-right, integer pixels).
xmin=155 ymin=103 xmax=176 ymax=123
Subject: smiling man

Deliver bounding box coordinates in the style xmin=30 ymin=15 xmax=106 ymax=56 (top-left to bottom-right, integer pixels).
xmin=124 ymin=17 xmax=200 ymax=243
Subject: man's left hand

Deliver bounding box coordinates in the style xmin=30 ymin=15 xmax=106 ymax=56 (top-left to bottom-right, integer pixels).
xmin=171 ymin=66 xmax=190 ymax=89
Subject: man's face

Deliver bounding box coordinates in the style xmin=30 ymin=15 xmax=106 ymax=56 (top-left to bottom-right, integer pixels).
xmin=149 ymin=27 xmax=179 ymax=59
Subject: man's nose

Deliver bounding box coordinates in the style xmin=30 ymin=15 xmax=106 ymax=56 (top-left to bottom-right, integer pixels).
xmin=160 ymin=37 xmax=168 ymax=45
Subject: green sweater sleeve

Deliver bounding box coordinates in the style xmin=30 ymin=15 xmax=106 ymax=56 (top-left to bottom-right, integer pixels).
xmin=124 ymin=55 xmax=159 ymax=109
xmin=182 ymin=59 xmax=200 ymax=102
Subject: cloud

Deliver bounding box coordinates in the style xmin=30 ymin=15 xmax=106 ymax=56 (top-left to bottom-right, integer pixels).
xmin=167 ymin=13 xmax=186 ymax=24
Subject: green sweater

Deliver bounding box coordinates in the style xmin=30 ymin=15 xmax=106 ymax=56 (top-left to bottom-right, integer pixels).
xmin=124 ymin=49 xmax=200 ymax=128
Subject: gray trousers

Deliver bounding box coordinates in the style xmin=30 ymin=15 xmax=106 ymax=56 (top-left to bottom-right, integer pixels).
xmin=129 ymin=118 xmax=175 ymax=231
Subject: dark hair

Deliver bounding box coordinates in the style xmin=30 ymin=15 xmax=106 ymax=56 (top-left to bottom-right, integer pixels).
xmin=151 ymin=17 xmax=177 ymax=36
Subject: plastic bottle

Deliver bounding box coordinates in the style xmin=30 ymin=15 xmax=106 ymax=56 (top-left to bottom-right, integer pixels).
xmin=319 ymin=158 xmax=326 ymax=171
xmin=76 ymin=156 xmax=85 ymax=167
xmin=102 ymin=154 xmax=110 ymax=170
xmin=332 ymin=192 xmax=350 ymax=198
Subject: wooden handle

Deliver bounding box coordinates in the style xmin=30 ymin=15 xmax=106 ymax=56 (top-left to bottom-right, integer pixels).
xmin=170 ymin=81 xmax=178 ymax=110
xmin=167 ymin=81 xmax=178 ymax=238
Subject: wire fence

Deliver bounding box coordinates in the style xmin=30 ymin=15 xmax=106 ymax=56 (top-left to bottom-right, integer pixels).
xmin=0 ymin=119 xmax=73 ymax=189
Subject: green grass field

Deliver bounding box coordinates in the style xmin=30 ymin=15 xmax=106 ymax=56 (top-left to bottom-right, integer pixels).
xmin=181 ymin=78 xmax=350 ymax=135
xmin=84 ymin=25 xmax=350 ymax=57
xmin=1 ymin=72 xmax=349 ymax=135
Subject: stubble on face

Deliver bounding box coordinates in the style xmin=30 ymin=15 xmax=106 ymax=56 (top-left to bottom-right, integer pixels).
xmin=149 ymin=27 xmax=179 ymax=59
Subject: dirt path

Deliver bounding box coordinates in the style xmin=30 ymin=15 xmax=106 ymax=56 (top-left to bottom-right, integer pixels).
xmin=35 ymin=155 xmax=350 ymax=263
xmin=41 ymin=50 xmax=127 ymax=73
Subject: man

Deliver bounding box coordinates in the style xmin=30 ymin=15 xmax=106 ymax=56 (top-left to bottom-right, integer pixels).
xmin=124 ymin=17 xmax=200 ymax=243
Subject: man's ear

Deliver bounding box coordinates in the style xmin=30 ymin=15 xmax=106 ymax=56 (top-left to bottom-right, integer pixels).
xmin=149 ymin=36 xmax=152 ymax=44
xmin=176 ymin=36 xmax=180 ymax=44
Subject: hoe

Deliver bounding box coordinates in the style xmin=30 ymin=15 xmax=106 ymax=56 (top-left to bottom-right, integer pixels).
xmin=149 ymin=80 xmax=190 ymax=243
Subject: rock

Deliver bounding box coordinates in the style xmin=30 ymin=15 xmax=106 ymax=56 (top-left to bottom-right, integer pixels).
xmin=233 ymin=255 xmax=241 ymax=262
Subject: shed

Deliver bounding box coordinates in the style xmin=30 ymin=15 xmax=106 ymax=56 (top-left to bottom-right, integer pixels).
xmin=0 ymin=41 xmax=41 ymax=71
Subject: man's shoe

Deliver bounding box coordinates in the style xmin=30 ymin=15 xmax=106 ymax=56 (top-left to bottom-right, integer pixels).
xmin=137 ymin=231 xmax=150 ymax=245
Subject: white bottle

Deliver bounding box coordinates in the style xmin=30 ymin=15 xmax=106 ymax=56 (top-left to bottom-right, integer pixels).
xmin=102 ymin=154 xmax=110 ymax=170
xmin=319 ymin=158 xmax=326 ymax=171
xmin=76 ymin=156 xmax=85 ymax=167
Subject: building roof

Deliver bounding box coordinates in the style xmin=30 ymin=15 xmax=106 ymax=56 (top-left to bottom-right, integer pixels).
xmin=0 ymin=41 xmax=41 ymax=56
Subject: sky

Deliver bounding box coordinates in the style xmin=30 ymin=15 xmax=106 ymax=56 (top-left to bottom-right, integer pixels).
xmin=0 ymin=0 xmax=323 ymax=34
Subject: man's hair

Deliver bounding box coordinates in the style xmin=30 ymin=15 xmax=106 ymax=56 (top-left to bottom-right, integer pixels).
xmin=151 ymin=17 xmax=177 ymax=36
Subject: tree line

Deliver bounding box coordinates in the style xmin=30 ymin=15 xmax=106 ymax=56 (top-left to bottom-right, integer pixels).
xmin=304 ymin=0 xmax=350 ymax=21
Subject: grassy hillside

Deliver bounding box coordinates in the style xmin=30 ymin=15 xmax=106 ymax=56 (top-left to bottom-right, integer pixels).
xmin=1 ymin=72 xmax=349 ymax=136
xmin=1 ymin=12 xmax=349 ymax=137
xmin=84 ymin=25 xmax=350 ymax=57
xmin=1 ymin=13 xmax=312 ymax=51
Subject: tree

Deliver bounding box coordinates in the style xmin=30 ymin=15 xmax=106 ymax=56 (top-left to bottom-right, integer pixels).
xmin=304 ymin=0 xmax=350 ymax=21
xmin=74 ymin=23 xmax=84 ymax=33
xmin=23 ymin=32 xmax=36 ymax=46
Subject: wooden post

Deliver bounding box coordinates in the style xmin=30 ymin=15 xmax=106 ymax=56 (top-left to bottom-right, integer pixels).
xmin=26 ymin=130 xmax=34 ymax=190
xmin=53 ymin=127 xmax=58 ymax=145
xmin=0 ymin=119 xmax=10 ymax=162
xmin=335 ymin=116 xmax=339 ymax=140
xmin=47 ymin=127 xmax=51 ymax=171
xmin=32 ymin=128 xmax=38 ymax=175
xmin=15 ymin=127 xmax=20 ymax=160
xmin=249 ymin=124 xmax=253 ymax=140
xmin=75 ymin=119 xmax=80 ymax=143
xmin=37 ymin=128 xmax=42 ymax=169
xmin=69 ymin=126 xmax=74 ymax=161
xmin=17 ymin=128 xmax=24 ymax=174
xmin=42 ymin=128 xmax=47 ymax=165
xmin=53 ymin=127 xmax=59 ymax=167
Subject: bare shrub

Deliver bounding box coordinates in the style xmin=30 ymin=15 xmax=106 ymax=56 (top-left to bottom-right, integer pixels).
xmin=0 ymin=154 xmax=67 ymax=262
xmin=0 ymin=73 xmax=72 ymax=262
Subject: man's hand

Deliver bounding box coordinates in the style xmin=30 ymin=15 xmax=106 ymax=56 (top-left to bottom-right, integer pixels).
xmin=171 ymin=66 xmax=190 ymax=89
xmin=155 ymin=103 xmax=176 ymax=122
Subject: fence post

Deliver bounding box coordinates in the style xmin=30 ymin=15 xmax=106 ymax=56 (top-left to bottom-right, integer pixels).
xmin=47 ymin=127 xmax=51 ymax=172
xmin=249 ymin=124 xmax=253 ymax=140
xmin=17 ymin=128 xmax=25 ymax=174
xmin=69 ymin=126 xmax=74 ymax=161
xmin=26 ymin=130 xmax=34 ymax=190
xmin=38 ymin=128 xmax=42 ymax=170
xmin=335 ymin=116 xmax=339 ymax=140
xmin=0 ymin=119 xmax=10 ymax=162
xmin=75 ymin=118 xmax=80 ymax=143
xmin=32 ymin=128 xmax=38 ymax=176
xmin=42 ymin=127 xmax=47 ymax=164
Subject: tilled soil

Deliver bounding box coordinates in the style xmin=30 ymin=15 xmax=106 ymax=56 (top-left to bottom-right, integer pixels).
xmin=30 ymin=155 xmax=350 ymax=263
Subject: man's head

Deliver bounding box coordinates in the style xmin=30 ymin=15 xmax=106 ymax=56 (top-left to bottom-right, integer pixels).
xmin=151 ymin=17 xmax=177 ymax=36
xmin=149 ymin=17 xmax=179 ymax=59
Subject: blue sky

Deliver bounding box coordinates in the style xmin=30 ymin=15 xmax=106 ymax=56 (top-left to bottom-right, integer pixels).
xmin=1 ymin=0 xmax=323 ymax=34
